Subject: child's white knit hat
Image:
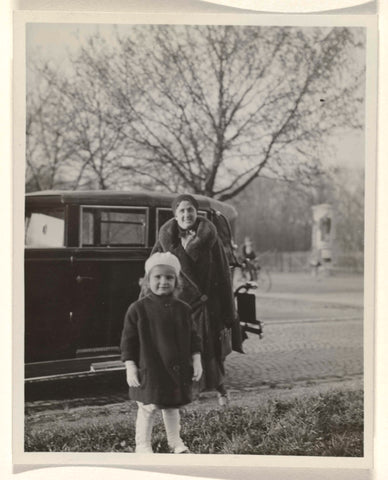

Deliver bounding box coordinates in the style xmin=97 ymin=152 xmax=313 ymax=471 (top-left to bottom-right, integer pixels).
xmin=145 ymin=252 xmax=181 ymax=276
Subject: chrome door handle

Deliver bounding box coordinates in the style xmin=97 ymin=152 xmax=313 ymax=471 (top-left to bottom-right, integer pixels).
xmin=76 ymin=275 xmax=94 ymax=283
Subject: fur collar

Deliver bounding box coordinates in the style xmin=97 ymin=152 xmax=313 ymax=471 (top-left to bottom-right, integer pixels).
xmin=158 ymin=216 xmax=218 ymax=262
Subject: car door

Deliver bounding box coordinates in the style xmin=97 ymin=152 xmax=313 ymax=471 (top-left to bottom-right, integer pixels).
xmin=24 ymin=203 xmax=79 ymax=364
xmin=72 ymin=205 xmax=151 ymax=362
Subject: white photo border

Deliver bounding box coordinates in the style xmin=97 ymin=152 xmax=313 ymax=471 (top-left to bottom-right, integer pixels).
xmin=13 ymin=10 xmax=377 ymax=472
xmin=197 ymin=0 xmax=375 ymax=14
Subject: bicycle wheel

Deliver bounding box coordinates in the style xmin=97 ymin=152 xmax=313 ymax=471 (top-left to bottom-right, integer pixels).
xmin=256 ymin=267 xmax=271 ymax=292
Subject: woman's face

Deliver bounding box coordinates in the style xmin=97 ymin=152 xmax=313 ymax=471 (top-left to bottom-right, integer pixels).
xmin=175 ymin=200 xmax=198 ymax=230
xmin=149 ymin=265 xmax=176 ymax=296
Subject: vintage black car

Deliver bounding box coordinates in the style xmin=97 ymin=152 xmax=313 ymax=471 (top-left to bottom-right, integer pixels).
xmin=24 ymin=190 xmax=238 ymax=382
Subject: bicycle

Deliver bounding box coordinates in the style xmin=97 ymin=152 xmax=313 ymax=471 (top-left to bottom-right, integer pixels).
xmin=239 ymin=257 xmax=272 ymax=293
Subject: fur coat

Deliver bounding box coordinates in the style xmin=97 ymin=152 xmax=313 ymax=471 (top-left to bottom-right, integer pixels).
xmin=152 ymin=216 xmax=243 ymax=389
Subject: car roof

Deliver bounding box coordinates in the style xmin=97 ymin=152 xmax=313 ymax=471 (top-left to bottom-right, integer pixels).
xmin=26 ymin=190 xmax=237 ymax=220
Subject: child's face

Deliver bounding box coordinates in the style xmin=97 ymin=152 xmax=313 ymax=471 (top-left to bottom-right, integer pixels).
xmin=149 ymin=265 xmax=176 ymax=296
xmin=175 ymin=200 xmax=198 ymax=230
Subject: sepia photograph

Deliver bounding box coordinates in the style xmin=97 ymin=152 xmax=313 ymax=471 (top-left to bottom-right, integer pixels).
xmin=13 ymin=12 xmax=376 ymax=470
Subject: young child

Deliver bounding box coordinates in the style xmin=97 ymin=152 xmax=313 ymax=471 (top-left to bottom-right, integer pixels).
xmin=120 ymin=252 xmax=202 ymax=454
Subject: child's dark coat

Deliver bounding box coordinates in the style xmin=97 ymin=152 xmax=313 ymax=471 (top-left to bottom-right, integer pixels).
xmin=120 ymin=293 xmax=201 ymax=407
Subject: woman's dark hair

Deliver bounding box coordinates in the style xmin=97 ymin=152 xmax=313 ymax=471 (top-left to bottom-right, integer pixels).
xmin=171 ymin=194 xmax=199 ymax=213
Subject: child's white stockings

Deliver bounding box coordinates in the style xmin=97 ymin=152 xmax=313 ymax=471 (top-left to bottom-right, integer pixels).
xmin=135 ymin=403 xmax=187 ymax=454
xmin=135 ymin=402 xmax=156 ymax=453
xmin=162 ymin=408 xmax=187 ymax=452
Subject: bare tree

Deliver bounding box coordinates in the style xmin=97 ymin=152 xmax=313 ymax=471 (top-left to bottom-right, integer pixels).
xmin=83 ymin=25 xmax=364 ymax=199
xmin=26 ymin=62 xmax=77 ymax=191
xmin=27 ymin=25 xmax=365 ymax=197
xmin=231 ymin=176 xmax=314 ymax=252
xmin=58 ymin=54 xmax=132 ymax=190
xmin=27 ymin=43 xmax=137 ymax=191
xmin=231 ymin=165 xmax=364 ymax=254
xmin=330 ymin=166 xmax=365 ymax=252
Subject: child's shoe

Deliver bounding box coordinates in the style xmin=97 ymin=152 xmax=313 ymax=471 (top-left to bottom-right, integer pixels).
xmin=217 ymin=392 xmax=229 ymax=407
xmin=135 ymin=445 xmax=154 ymax=454
xmin=172 ymin=443 xmax=190 ymax=454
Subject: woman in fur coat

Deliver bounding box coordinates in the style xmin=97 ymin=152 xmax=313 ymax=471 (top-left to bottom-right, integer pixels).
xmin=152 ymin=194 xmax=242 ymax=405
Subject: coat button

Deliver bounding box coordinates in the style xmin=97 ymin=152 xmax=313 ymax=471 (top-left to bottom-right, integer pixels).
xmin=200 ymin=295 xmax=208 ymax=302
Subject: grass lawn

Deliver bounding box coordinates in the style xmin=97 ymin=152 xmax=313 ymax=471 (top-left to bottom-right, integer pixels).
xmin=25 ymin=386 xmax=363 ymax=456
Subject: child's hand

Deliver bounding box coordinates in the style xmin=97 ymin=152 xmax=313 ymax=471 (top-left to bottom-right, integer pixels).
xmin=125 ymin=361 xmax=140 ymax=387
xmin=192 ymin=353 xmax=203 ymax=382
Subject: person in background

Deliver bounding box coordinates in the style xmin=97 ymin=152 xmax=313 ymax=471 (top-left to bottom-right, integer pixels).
xmin=120 ymin=252 xmax=202 ymax=453
xmin=241 ymin=237 xmax=257 ymax=281
xmin=151 ymin=194 xmax=243 ymax=406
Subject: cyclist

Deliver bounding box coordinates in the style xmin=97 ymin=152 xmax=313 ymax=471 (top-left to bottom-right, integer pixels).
xmin=241 ymin=237 xmax=257 ymax=281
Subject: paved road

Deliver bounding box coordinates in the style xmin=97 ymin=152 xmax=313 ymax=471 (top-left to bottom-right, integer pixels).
xmin=225 ymin=273 xmax=364 ymax=390
xmin=225 ymin=316 xmax=363 ymax=390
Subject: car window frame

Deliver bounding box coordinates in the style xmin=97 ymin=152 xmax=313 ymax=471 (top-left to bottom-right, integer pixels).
xmin=79 ymin=204 xmax=150 ymax=248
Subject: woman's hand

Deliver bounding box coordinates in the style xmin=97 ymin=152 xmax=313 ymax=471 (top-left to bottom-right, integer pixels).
xmin=125 ymin=360 xmax=140 ymax=387
xmin=192 ymin=353 xmax=203 ymax=381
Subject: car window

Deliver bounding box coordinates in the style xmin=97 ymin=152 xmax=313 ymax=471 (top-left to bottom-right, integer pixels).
xmin=25 ymin=207 xmax=65 ymax=248
xmin=81 ymin=207 xmax=148 ymax=247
